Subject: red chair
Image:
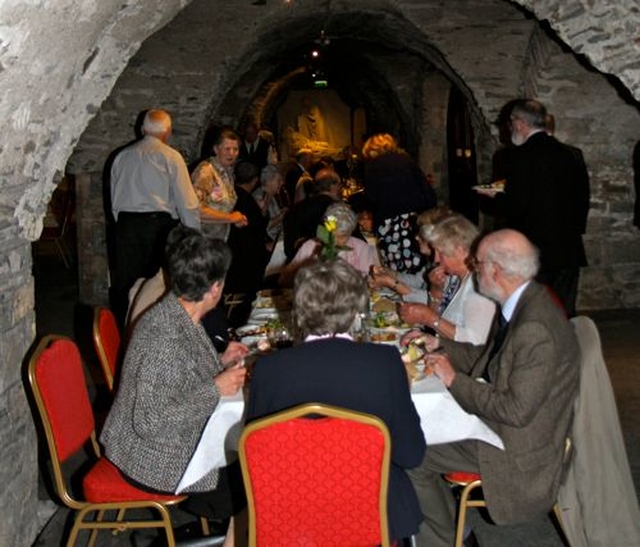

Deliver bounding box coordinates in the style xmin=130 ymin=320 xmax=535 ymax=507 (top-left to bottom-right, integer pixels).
xmin=92 ymin=307 xmax=121 ymax=392
xmin=27 ymin=335 xmax=198 ymax=546
xmin=445 ymin=445 xmax=570 ymax=547
xmin=239 ymin=403 xmax=391 ymax=547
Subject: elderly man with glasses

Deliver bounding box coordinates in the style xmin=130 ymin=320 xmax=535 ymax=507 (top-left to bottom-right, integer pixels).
xmin=408 ymin=229 xmax=580 ymax=547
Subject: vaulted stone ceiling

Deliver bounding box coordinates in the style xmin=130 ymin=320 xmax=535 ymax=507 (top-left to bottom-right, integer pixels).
xmin=3 ymin=0 xmax=638 ymax=240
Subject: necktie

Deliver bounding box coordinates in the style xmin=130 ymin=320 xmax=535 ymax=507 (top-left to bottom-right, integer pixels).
xmin=483 ymin=313 xmax=509 ymax=382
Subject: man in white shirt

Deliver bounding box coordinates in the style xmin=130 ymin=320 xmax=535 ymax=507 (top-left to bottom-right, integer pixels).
xmin=110 ymin=108 xmax=200 ymax=324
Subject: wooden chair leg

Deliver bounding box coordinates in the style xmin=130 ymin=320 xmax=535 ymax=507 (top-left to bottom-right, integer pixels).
xmin=454 ymin=483 xmax=472 ymax=547
xmin=200 ymin=515 xmax=211 ymax=536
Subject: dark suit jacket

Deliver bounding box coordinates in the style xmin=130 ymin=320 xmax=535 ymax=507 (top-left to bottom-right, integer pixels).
xmin=238 ymin=137 xmax=271 ymax=170
xmin=441 ymin=282 xmax=580 ymax=524
xmin=364 ymin=152 xmax=437 ymax=228
xmin=225 ymin=186 xmax=268 ymax=295
xmin=284 ymin=162 xmax=305 ymax=204
xmin=246 ymin=337 xmax=427 ymax=540
xmin=495 ymin=132 xmax=589 ymax=272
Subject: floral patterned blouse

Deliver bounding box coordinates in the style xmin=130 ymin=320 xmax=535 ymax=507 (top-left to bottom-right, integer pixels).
xmin=191 ymin=157 xmax=237 ymax=240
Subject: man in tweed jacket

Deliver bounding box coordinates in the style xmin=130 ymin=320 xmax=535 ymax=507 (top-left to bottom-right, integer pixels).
xmin=408 ymin=229 xmax=580 ymax=547
xmin=101 ymin=230 xmax=247 ymax=514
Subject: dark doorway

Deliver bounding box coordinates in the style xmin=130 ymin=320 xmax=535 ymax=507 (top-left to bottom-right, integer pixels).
xmin=446 ymin=87 xmax=479 ymax=223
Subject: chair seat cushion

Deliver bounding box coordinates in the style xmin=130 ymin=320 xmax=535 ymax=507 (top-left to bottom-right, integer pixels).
xmin=445 ymin=471 xmax=482 ymax=484
xmin=83 ymin=457 xmax=182 ymax=503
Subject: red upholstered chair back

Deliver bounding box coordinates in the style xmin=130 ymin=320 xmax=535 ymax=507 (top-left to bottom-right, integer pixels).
xmin=239 ymin=403 xmax=391 ymax=547
xmin=93 ymin=307 xmax=121 ymax=392
xmin=28 ymin=335 xmax=202 ymax=545
xmin=29 ymin=336 xmax=95 ymax=463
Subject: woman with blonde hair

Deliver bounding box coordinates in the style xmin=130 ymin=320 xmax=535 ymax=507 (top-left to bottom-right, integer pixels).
xmin=399 ymin=213 xmax=496 ymax=345
xmin=362 ymin=133 xmax=437 ymax=274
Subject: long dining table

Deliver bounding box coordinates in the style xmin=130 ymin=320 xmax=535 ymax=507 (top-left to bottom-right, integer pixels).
xmin=176 ymin=288 xmax=503 ymax=493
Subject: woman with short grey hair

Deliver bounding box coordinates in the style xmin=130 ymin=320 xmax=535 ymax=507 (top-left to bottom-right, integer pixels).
xmin=247 ymin=258 xmax=426 ymax=544
xmin=279 ymin=201 xmax=380 ymax=286
xmin=400 ymin=213 xmax=496 ymax=345
xmin=293 ymin=257 xmax=369 ymax=339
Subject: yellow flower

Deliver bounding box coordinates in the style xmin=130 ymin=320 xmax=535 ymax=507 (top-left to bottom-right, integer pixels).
xmin=324 ymin=216 xmax=338 ymax=233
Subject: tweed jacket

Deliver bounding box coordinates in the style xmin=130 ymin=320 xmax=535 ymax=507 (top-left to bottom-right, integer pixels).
xmin=101 ymin=293 xmax=224 ymax=493
xmin=441 ymin=282 xmax=580 ymax=524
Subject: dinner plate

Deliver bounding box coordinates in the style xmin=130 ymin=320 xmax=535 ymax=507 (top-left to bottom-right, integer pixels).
xmin=240 ymin=334 xmax=269 ymax=348
xmin=248 ymin=310 xmax=281 ymax=322
xmin=236 ymin=324 xmax=269 ymax=337
xmin=369 ymin=328 xmax=400 ymax=345
xmin=472 ymin=184 xmax=505 ymax=193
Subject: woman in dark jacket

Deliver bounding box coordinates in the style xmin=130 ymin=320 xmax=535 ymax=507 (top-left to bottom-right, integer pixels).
xmin=246 ymin=259 xmax=426 ymax=542
xmin=363 ymin=133 xmax=437 ymax=274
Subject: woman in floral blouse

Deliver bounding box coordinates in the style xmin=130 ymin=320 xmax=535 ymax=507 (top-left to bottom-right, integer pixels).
xmin=192 ymin=127 xmax=248 ymax=240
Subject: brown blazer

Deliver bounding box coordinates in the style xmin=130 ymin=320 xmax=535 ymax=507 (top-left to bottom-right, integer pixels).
xmin=441 ymin=282 xmax=580 ymax=524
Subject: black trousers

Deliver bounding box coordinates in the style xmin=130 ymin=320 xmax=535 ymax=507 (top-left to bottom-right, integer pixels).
xmin=113 ymin=211 xmax=177 ymax=325
xmin=122 ymin=460 xmax=246 ymax=521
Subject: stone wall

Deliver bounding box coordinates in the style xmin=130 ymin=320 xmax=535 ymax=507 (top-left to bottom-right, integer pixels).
xmin=0 ymin=0 xmax=639 ymax=544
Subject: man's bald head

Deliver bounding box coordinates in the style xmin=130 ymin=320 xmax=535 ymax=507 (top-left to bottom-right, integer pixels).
xmin=142 ymin=109 xmax=172 ymax=141
xmin=480 ymin=229 xmax=539 ymax=283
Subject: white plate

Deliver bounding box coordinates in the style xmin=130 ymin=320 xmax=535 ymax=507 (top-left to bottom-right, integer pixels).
xmin=236 ymin=324 xmax=269 ymax=337
xmin=241 ymin=334 xmax=269 ymax=348
xmin=249 ymin=310 xmax=280 ymax=322
xmin=472 ymin=185 xmax=505 ymax=193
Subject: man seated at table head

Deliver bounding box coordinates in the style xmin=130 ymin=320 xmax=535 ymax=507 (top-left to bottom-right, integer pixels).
xmin=101 ymin=227 xmax=249 ymax=542
xmin=246 ymin=258 xmax=427 ymax=544
xmin=407 ymin=228 xmax=580 ymax=547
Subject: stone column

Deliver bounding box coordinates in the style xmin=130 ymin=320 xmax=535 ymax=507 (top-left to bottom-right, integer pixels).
xmin=76 ymin=172 xmax=111 ymax=306
xmin=419 ymin=73 xmax=451 ymax=204
xmin=0 ymin=231 xmax=38 ymax=545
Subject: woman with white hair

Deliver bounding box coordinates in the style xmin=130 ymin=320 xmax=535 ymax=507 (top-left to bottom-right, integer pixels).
xmin=278 ymin=201 xmax=380 ymax=286
xmin=400 ymin=213 xmax=496 ymax=345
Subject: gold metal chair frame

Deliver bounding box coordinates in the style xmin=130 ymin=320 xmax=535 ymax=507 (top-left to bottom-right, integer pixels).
xmin=92 ymin=307 xmax=117 ymax=392
xmin=239 ymin=403 xmax=392 ymax=547
xmin=223 ymin=292 xmax=246 ymax=319
xmin=28 ymin=335 xmax=208 ymax=546
xmin=445 ymin=437 xmax=572 ymax=547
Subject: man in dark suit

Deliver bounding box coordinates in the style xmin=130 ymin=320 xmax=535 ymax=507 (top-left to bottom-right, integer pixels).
xmin=284 ymin=148 xmax=313 ymax=203
xmin=408 ymin=229 xmax=580 ymax=547
xmin=238 ymin=121 xmax=277 ymax=170
xmin=246 ymin=259 xmax=426 ymax=543
xmin=479 ymin=99 xmax=589 ymax=316
xmin=223 ymin=161 xmax=269 ymax=325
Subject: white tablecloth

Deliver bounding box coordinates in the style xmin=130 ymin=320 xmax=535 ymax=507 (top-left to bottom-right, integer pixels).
xmin=176 ymin=374 xmax=503 ymax=493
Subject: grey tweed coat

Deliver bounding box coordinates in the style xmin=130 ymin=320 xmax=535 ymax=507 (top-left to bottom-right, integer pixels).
xmin=101 ymin=293 xmax=224 ymax=493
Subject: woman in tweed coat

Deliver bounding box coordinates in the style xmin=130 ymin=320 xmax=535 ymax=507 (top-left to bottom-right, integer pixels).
xmin=101 ymin=229 xmax=248 ymax=543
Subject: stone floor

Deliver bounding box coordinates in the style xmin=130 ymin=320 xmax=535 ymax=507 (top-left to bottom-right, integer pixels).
xmin=30 ymin=246 xmax=640 ymax=546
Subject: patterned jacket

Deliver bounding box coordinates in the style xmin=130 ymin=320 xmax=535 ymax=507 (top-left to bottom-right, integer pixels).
xmin=101 ymin=293 xmax=223 ymax=493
